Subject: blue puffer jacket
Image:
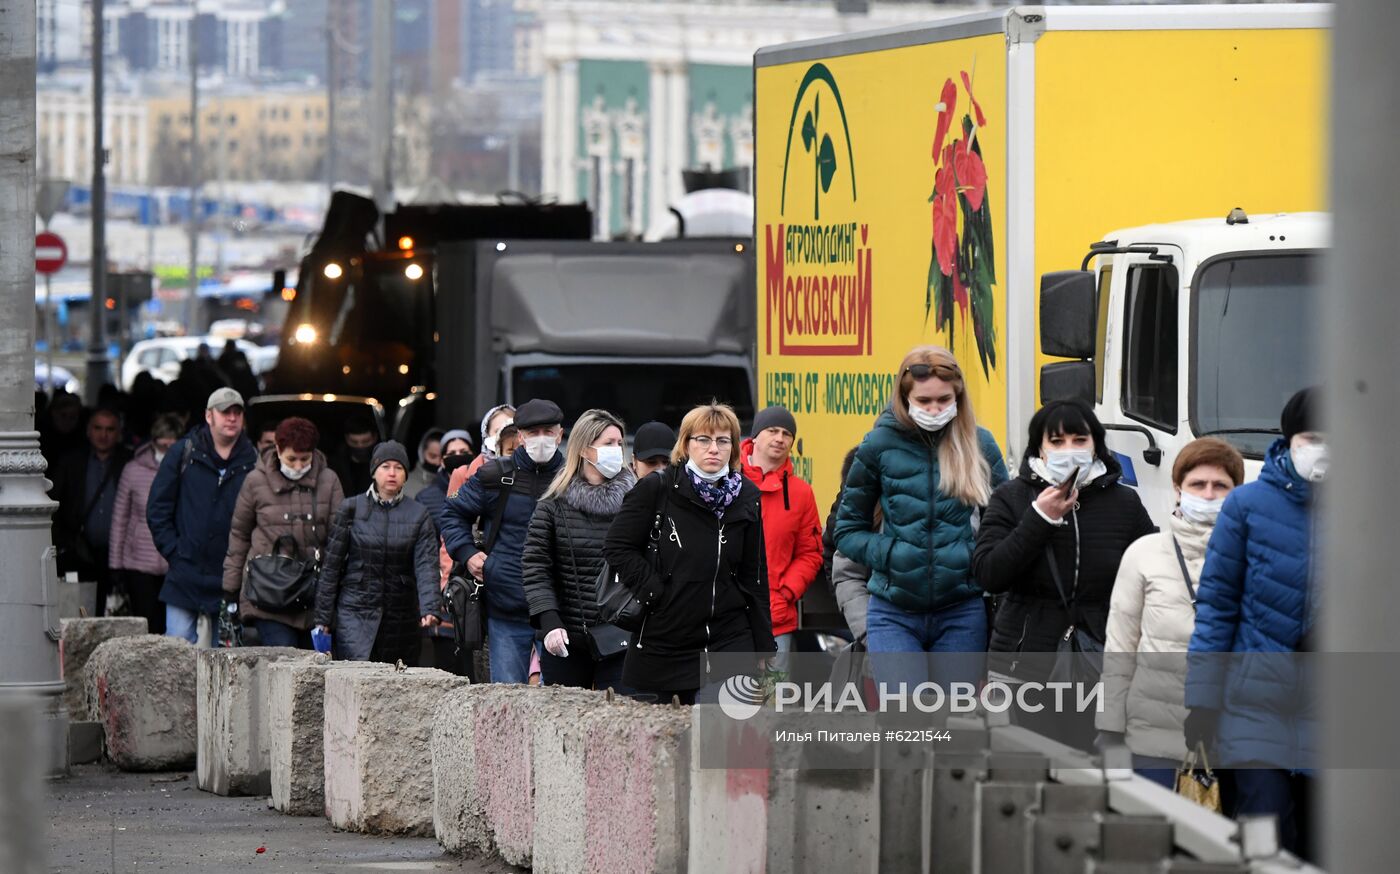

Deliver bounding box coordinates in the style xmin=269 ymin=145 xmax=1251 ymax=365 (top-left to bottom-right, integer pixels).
xmin=146 ymin=425 xmax=258 ymax=615
xmin=1186 ymin=439 xmax=1316 ymax=771
xmin=834 ymin=411 xmax=1007 ymax=612
xmin=439 ymin=443 xmax=564 ymax=622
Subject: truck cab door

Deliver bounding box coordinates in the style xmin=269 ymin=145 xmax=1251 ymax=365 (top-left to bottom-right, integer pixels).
xmin=1094 ymin=247 xmax=1186 ymax=524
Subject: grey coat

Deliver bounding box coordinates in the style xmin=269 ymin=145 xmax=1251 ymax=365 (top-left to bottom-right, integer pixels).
xmin=314 ymin=490 xmax=444 ymax=663
xmin=831 ymin=550 xmax=871 ymax=642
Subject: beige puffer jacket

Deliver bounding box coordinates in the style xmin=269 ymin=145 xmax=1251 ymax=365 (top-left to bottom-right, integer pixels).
xmin=1097 ymin=514 xmax=1213 ymax=760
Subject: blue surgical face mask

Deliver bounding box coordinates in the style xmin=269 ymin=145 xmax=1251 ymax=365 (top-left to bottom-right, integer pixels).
xmin=589 ymin=445 xmax=624 ymax=479
xmin=686 ymin=459 xmax=727 ymax=483
xmin=1179 ymin=492 xmax=1225 ymax=525
xmin=1043 ymin=448 xmax=1095 ymax=486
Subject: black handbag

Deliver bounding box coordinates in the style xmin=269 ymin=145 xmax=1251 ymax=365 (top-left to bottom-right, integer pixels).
xmin=443 ymin=571 xmax=484 ymax=653
xmin=243 ymin=483 xmax=322 ymax=613
xmin=244 ymin=534 xmax=319 ymax=612
xmin=597 ymin=471 xmax=673 ymax=633
xmin=1044 ymin=541 xmax=1104 ymax=685
xmin=560 ymin=509 xmax=630 ymax=658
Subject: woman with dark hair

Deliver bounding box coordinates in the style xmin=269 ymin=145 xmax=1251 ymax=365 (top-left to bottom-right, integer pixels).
xmin=973 ymin=399 xmax=1155 ymax=747
xmin=834 ymin=346 xmax=1007 ymax=693
xmin=223 ymin=417 xmax=345 ymax=647
xmin=110 ymin=412 xmax=184 ymax=634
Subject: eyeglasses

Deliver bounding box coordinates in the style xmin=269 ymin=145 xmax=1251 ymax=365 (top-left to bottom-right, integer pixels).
xmin=904 ymin=363 xmax=956 ymax=380
xmin=689 ymin=436 xmax=733 ymax=449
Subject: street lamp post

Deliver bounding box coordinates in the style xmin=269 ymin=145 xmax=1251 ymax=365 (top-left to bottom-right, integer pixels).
xmin=86 ymin=0 xmax=109 ymax=402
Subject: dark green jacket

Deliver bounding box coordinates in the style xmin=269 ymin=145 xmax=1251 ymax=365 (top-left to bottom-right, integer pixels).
xmin=833 ymin=411 xmax=1007 ymax=612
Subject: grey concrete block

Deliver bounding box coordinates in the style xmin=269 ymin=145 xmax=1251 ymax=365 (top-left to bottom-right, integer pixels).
xmin=529 ymin=688 xmax=611 ymax=874
xmin=85 ymin=635 xmax=196 ymax=771
xmin=59 ymin=618 xmax=147 ymax=720
xmin=584 ymin=697 xmax=690 ymax=873
xmin=431 ymin=685 xmax=494 ymax=855
xmin=67 ymin=721 xmax=104 ymax=765
xmin=196 ymin=647 xmax=327 ymax=797
xmin=324 ymin=666 xmax=469 ymax=835
xmin=471 ymin=686 xmax=540 ymax=867
xmin=267 ymin=661 xmax=389 ymax=816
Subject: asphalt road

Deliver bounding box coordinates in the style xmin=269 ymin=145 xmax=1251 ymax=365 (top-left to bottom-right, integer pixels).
xmin=46 ymin=765 xmax=515 ymax=873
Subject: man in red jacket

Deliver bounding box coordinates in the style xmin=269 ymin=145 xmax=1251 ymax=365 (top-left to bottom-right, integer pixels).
xmin=741 ymin=406 xmax=823 ymax=669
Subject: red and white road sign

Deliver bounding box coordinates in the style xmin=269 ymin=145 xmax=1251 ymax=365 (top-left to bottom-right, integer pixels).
xmin=36 ymin=231 xmax=67 ymax=275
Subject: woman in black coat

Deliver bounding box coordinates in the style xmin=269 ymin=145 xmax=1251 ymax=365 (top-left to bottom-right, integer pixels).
xmin=522 ymin=409 xmax=637 ymax=691
xmin=604 ymin=403 xmax=774 ymax=703
xmin=314 ymin=441 xmax=445 ymax=664
xmin=972 ymin=401 xmax=1155 ymax=747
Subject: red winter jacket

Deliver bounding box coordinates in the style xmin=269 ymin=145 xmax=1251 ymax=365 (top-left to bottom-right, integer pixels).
xmin=741 ymin=439 xmax=823 ymax=636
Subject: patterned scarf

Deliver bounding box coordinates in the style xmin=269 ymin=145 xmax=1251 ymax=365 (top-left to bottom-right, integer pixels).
xmin=688 ymin=467 xmax=743 ymax=518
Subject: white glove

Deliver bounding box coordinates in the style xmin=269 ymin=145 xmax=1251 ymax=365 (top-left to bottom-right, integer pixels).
xmin=544 ymin=628 xmax=570 ymax=658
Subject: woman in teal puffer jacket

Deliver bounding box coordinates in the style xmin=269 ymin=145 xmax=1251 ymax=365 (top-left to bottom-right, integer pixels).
xmin=834 ymin=346 xmax=1007 ymax=697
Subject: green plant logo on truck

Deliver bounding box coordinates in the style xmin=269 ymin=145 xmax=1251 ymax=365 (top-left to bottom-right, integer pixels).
xmin=765 ymin=63 xmax=875 ymax=358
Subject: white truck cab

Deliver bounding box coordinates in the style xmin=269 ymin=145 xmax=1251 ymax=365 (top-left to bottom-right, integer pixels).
xmin=1039 ymin=210 xmax=1328 ymax=525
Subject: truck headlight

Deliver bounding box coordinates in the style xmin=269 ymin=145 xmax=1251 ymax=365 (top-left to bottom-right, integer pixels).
xmin=293 ymin=323 xmax=318 ymax=344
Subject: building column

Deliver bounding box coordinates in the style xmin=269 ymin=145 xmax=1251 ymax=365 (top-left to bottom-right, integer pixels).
xmin=62 ymin=100 xmax=77 ymax=180
xmin=665 ymin=61 xmax=688 ymax=204
xmin=541 ymin=60 xmax=559 ymax=197
xmin=647 ymin=61 xmax=668 ymax=233
xmin=557 ymin=60 xmax=579 ymax=202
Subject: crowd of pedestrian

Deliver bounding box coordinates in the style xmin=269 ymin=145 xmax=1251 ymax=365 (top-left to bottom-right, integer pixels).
xmin=40 ymin=341 xmax=1323 ymax=861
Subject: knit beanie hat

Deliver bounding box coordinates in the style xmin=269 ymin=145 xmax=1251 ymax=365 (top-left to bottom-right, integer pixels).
xmin=1281 ymin=387 xmax=1319 ymax=442
xmin=370 ymin=440 xmax=410 ymax=473
xmin=751 ymin=405 xmax=798 ymax=438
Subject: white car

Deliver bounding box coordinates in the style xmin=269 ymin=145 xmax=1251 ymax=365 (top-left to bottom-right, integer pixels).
xmin=121 ymin=337 xmax=263 ymax=391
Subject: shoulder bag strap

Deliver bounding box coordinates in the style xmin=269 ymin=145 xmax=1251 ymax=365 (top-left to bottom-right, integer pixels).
xmin=1171 ymin=536 xmax=1197 ymax=609
xmin=482 ymin=458 xmax=521 ymax=553
xmin=77 ymin=458 xmax=121 ymax=537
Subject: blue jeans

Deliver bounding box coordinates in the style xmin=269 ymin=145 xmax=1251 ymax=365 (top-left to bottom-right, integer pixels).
xmin=866 ymin=594 xmax=988 ymax=697
xmin=165 ymin=604 xmax=212 ymax=646
xmin=487 ymin=616 xmax=537 ymax=684
xmin=1232 ymin=768 xmax=1314 ymax=862
xmin=1132 ymin=754 xmax=1180 ymax=790
xmin=253 ymin=618 xmax=309 ymax=649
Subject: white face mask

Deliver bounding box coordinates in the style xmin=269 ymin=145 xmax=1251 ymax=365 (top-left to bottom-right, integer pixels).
xmin=589 ymin=445 xmax=624 ymax=479
xmin=524 ymin=434 xmax=559 ymax=464
xmin=154 ymin=450 xmax=167 ymax=464
xmin=1292 ymin=442 xmax=1329 ymax=482
xmin=1043 ymin=448 xmax=1095 ymax=486
xmin=686 ymin=459 xmax=728 ymax=483
xmin=911 ymin=402 xmax=958 ymax=432
xmin=484 ymin=434 xmax=499 ymax=456
xmin=281 ymin=462 xmax=312 ymax=481
xmin=1179 ymin=492 xmax=1225 ymax=525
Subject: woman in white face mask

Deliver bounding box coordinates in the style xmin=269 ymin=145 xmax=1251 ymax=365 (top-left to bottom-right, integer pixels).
xmin=973 ymin=399 xmax=1157 ymax=750
xmin=521 ymin=409 xmax=637 ymax=691
xmin=222 ymin=417 xmax=345 ymax=648
xmin=1097 ymin=437 xmax=1243 ymax=787
xmin=833 ymin=345 xmax=1009 ymax=702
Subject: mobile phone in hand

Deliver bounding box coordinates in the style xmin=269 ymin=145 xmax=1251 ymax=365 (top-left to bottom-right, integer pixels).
xmin=1056 ymin=466 xmax=1082 ymax=498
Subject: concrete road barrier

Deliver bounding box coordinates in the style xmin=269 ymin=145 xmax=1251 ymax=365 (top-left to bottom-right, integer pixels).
xmin=324 ymin=666 xmax=469 ymax=835
xmin=583 ymin=696 xmax=691 ymax=874
xmin=471 ymin=685 xmax=539 ymax=867
xmin=431 ymin=686 xmax=495 ymax=856
xmin=58 ymin=617 xmax=147 ymax=720
xmin=530 ymin=688 xmax=613 ymax=874
xmin=85 ymin=635 xmax=196 ymax=771
xmin=196 ymin=647 xmax=328 ymax=797
xmin=267 ymin=661 xmax=390 ymax=816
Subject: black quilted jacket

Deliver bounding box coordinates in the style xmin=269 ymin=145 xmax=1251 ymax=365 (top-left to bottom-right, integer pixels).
xmin=314 ymin=491 xmax=444 ymax=663
xmin=521 ymin=470 xmax=636 ymax=636
xmin=972 ymin=454 xmax=1156 ymax=681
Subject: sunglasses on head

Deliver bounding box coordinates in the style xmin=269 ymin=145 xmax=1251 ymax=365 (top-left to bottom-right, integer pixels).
xmin=904 ymin=363 xmax=957 ymax=380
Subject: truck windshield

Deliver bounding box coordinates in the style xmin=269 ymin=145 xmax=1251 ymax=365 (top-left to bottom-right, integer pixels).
xmin=512 ymin=363 xmax=755 ymax=432
xmin=1193 ymin=253 xmax=1319 ymax=458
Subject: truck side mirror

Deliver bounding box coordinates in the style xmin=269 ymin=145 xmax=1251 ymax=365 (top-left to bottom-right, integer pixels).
xmin=1040 ymin=360 xmax=1095 ymax=405
xmin=1040 ymin=270 xmax=1097 ymax=358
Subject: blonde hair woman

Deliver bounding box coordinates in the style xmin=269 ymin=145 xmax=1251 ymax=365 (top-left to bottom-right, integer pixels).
xmin=833 ymin=346 xmax=1007 ymax=696
xmin=604 ymin=402 xmax=773 ymax=703
xmin=521 ymin=409 xmax=636 ymax=691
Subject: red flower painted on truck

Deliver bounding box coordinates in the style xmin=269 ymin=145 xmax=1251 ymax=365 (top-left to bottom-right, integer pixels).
xmin=927 ymin=69 xmax=997 ymax=378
